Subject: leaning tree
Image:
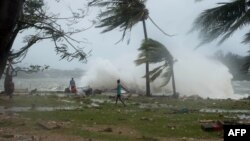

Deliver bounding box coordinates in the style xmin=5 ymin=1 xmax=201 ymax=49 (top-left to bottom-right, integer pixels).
xmin=4 ymin=56 xmax=49 ymax=95
xmin=135 ymin=38 xmax=177 ymax=97
xmin=0 ymin=0 xmax=25 ymax=79
xmin=193 ymin=0 xmax=250 ymax=72
xmin=0 ymin=0 xmax=90 ymax=79
xmin=88 ymin=0 xmax=151 ymax=96
xmin=88 ymin=0 xmax=172 ymax=96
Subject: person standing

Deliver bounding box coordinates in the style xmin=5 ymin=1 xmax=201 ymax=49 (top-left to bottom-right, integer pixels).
xmin=69 ymin=78 xmax=77 ymax=93
xmin=116 ymin=79 xmax=129 ymax=106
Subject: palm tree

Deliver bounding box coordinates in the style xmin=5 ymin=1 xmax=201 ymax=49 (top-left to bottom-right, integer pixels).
xmin=193 ymin=0 xmax=250 ymax=72
xmin=135 ymin=39 xmax=177 ymax=97
xmin=88 ymin=0 xmax=151 ymax=96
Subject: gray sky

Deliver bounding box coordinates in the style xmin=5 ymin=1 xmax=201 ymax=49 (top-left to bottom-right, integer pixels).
xmin=14 ymin=0 xmax=250 ymax=69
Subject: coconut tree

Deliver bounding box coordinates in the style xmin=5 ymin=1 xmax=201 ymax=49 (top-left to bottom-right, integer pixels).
xmin=135 ymin=39 xmax=177 ymax=97
xmin=193 ymin=0 xmax=250 ymax=72
xmin=88 ymin=0 xmax=152 ymax=96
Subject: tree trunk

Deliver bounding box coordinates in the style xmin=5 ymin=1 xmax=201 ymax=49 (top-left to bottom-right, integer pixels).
xmin=4 ymin=64 xmax=11 ymax=93
xmin=0 ymin=0 xmax=24 ymax=79
xmin=171 ymin=62 xmax=177 ymax=98
xmin=142 ymin=19 xmax=151 ymax=96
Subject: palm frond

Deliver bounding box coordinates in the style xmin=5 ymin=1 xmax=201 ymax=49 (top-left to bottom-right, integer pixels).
xmin=89 ymin=1 xmax=122 ymax=7
xmin=148 ymin=16 xmax=174 ymax=37
xmin=138 ymin=38 xmax=173 ymax=63
xmin=220 ymin=10 xmax=250 ymax=44
xmin=242 ymin=31 xmax=250 ymax=43
xmin=241 ymin=59 xmax=250 ymax=73
xmin=160 ymin=70 xmax=172 ymax=87
xmin=241 ymin=50 xmax=250 ymax=73
xmin=149 ymin=66 xmax=164 ymax=75
xmin=98 ymin=8 xmax=117 ymax=17
xmin=149 ymin=67 xmax=164 ymax=82
xmin=193 ymin=0 xmax=246 ymax=45
xmin=88 ymin=0 xmax=148 ymax=42
xmin=134 ymin=57 xmax=147 ymax=66
xmin=135 ymin=38 xmax=174 ymax=86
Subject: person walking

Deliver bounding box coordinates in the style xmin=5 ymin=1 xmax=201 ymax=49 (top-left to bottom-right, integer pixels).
xmin=116 ymin=79 xmax=129 ymax=106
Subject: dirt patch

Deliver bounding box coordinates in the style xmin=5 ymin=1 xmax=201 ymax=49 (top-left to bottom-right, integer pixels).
xmin=159 ymin=138 xmax=223 ymax=141
xmin=0 ymin=114 xmax=92 ymax=141
xmin=35 ymin=134 xmax=95 ymax=141
xmin=37 ymin=120 xmax=71 ymax=130
xmin=82 ymin=124 xmax=139 ymax=137
xmin=0 ymin=134 xmax=95 ymax=141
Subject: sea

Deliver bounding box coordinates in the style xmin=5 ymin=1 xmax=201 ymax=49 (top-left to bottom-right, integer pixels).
xmin=0 ymin=78 xmax=249 ymax=98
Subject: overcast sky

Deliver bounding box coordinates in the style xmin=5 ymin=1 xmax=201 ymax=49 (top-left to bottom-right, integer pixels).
xmin=13 ymin=0 xmax=250 ymax=70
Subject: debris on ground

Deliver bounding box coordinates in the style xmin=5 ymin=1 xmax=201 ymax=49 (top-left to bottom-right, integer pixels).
xmin=140 ymin=117 xmax=153 ymax=121
xmin=29 ymin=88 xmax=37 ymax=95
xmin=93 ymin=89 xmax=102 ymax=95
xmin=65 ymin=87 xmax=70 ymax=93
xmin=172 ymin=108 xmax=190 ymax=114
xmin=87 ymin=103 xmax=100 ymax=108
xmin=37 ymin=120 xmax=62 ymax=130
xmin=138 ymin=136 xmax=158 ymax=141
xmin=84 ymin=88 xmax=93 ymax=96
xmin=200 ymin=120 xmax=223 ymax=132
xmin=101 ymin=127 xmax=113 ymax=132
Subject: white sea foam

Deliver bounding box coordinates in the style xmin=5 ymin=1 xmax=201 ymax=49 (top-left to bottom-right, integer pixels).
xmin=78 ymin=49 xmax=247 ymax=99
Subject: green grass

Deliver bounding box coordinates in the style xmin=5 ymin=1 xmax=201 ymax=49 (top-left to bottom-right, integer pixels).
xmin=1 ymin=94 xmax=249 ymax=140
xmin=0 ymin=120 xmax=14 ymax=127
xmin=0 ymin=95 xmax=80 ymax=107
xmin=19 ymin=104 xmax=224 ymax=140
xmin=69 ymin=129 xmax=137 ymax=141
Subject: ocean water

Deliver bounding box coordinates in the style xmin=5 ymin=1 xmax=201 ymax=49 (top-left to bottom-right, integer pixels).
xmin=0 ymin=78 xmax=81 ymax=91
xmin=0 ymin=78 xmax=249 ymax=98
xmin=232 ymin=81 xmax=250 ymax=96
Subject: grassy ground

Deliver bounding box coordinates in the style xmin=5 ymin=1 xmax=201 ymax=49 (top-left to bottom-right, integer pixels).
xmin=0 ymin=93 xmax=249 ymax=141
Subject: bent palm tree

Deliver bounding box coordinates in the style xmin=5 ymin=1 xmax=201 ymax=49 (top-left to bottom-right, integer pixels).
xmin=88 ymin=0 xmax=151 ymax=96
xmin=193 ymin=0 xmax=250 ymax=72
xmin=88 ymin=0 xmax=148 ymax=42
xmin=135 ymin=39 xmax=177 ymax=97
